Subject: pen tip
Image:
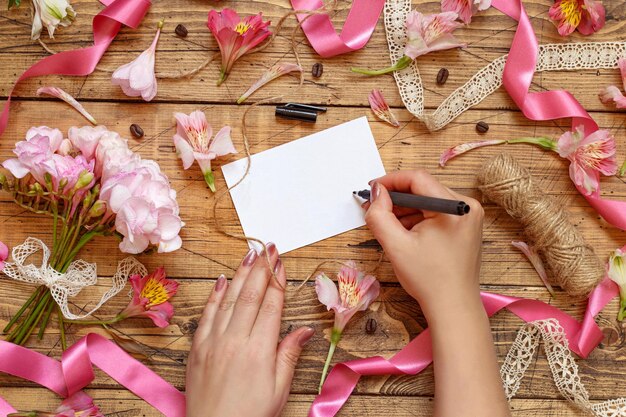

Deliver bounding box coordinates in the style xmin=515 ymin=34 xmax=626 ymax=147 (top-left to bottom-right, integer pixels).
xmin=352 ymin=191 xmax=357 ymax=194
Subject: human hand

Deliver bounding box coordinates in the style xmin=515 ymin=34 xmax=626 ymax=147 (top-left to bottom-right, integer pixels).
xmin=185 ymin=244 xmax=315 ymax=417
xmin=363 ymin=170 xmax=485 ymax=320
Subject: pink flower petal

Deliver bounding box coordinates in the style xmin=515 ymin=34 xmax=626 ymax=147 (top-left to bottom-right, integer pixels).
xmin=1 ymin=158 xmax=30 ymax=178
xmin=237 ymin=63 xmax=302 ymax=103
xmin=173 ymin=134 xmax=196 ymax=169
xmin=511 ymin=241 xmax=555 ymax=296
xmin=599 ymin=85 xmax=626 ymax=109
xmin=0 ymin=241 xmax=8 ymax=271
xmin=404 ymin=11 xmax=465 ymax=60
xmin=315 ymin=273 xmax=341 ymax=310
xmin=368 ymin=89 xmax=400 ymax=127
xmin=439 ymin=139 xmax=506 ymax=166
xmin=37 ymin=86 xmax=97 ymax=125
xmin=144 ymin=302 xmax=174 ymax=328
xmin=208 ymin=126 xmax=237 ymax=156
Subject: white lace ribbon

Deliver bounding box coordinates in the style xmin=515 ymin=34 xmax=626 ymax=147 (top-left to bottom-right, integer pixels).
xmin=501 ymin=319 xmax=626 ymax=416
xmin=383 ymin=0 xmax=626 ymax=131
xmin=1 ymin=237 xmax=147 ymax=320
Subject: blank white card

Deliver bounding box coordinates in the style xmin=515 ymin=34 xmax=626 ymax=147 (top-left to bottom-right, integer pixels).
xmin=221 ymin=117 xmax=386 ymax=254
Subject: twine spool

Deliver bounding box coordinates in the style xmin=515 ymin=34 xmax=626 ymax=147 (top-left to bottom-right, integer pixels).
xmin=478 ymin=153 xmax=604 ymax=297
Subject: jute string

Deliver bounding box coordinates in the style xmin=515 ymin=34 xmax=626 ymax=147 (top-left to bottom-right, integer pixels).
xmin=478 ymin=153 xmax=604 ymax=297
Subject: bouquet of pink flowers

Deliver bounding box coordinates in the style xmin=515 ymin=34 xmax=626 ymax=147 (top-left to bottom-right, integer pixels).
xmin=0 ymin=125 xmax=183 ymax=346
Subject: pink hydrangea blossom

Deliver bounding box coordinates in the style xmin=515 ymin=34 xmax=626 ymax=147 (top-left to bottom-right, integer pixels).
xmin=118 ymin=267 xmax=179 ymax=327
xmin=556 ymin=126 xmax=617 ymax=195
xmin=112 ymin=21 xmax=162 ymax=101
xmin=599 ymin=58 xmax=626 ymax=109
xmin=173 ymin=110 xmax=236 ymax=192
xmin=68 ymin=125 xmax=109 ymax=160
xmin=208 ymin=9 xmax=271 ymax=85
xmin=441 ymin=0 xmax=491 ymax=24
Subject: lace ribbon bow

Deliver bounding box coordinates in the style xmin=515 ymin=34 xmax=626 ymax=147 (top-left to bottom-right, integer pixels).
xmin=1 ymin=237 xmax=146 ymax=319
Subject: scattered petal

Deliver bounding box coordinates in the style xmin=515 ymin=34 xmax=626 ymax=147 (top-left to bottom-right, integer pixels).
xmin=37 ymin=86 xmax=97 ymax=125
xmin=237 ymin=63 xmax=302 ymax=103
xmin=368 ymin=89 xmax=400 ymax=127
xmin=512 ymin=241 xmax=555 ymax=296
xmin=439 ymin=139 xmax=505 ymax=167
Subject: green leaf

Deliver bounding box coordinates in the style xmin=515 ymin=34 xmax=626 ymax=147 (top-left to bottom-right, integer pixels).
xmin=7 ymin=0 xmax=21 ymax=9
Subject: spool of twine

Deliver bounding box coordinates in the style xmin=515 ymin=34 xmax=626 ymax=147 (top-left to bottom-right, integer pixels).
xmin=478 ymin=153 xmax=604 ymax=297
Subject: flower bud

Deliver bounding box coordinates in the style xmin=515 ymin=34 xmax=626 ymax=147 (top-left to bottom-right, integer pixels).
xmin=58 ymin=177 xmax=69 ymax=194
xmin=58 ymin=139 xmax=74 ymax=156
xmin=73 ymin=171 xmax=94 ymax=191
xmin=0 ymin=172 xmax=6 ymax=188
xmin=33 ymin=182 xmax=44 ymax=195
xmin=87 ymin=200 xmax=106 ymax=219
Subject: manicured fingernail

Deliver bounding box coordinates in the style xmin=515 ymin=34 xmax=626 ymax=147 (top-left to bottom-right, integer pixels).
xmin=242 ymin=249 xmax=257 ymax=266
xmin=298 ymin=327 xmax=315 ymax=347
xmin=215 ymin=274 xmax=226 ymax=292
xmin=371 ymin=181 xmax=380 ymax=202
xmin=273 ymin=259 xmax=282 ymax=274
xmin=266 ymin=242 xmax=277 ymax=256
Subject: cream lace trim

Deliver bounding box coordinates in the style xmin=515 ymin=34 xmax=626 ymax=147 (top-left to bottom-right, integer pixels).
xmin=1 ymin=237 xmax=147 ymax=319
xmin=501 ymin=319 xmax=626 ymax=416
xmin=383 ymin=0 xmax=626 ymax=131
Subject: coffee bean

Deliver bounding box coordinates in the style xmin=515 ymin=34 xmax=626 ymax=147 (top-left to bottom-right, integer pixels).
xmin=175 ymin=24 xmax=188 ymax=38
xmin=312 ymin=62 xmax=323 ymax=78
xmin=365 ymin=318 xmax=377 ymax=334
xmin=476 ymin=121 xmax=490 ymax=133
xmin=130 ymin=123 xmax=144 ymax=139
xmin=436 ymin=68 xmax=449 ymax=85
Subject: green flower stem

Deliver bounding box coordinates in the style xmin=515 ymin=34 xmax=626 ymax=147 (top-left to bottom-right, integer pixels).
xmin=59 ymin=231 xmax=101 ymax=273
xmin=52 ymin=203 xmax=59 ymax=255
xmin=216 ymin=70 xmax=228 ymax=86
xmin=38 ymin=299 xmax=55 ymax=340
xmin=6 ymin=287 xmax=45 ymax=341
xmin=351 ymin=55 xmax=412 ymax=76
xmin=13 ymin=291 xmax=51 ymax=345
xmin=58 ymin=306 xmax=66 ymax=351
xmin=619 ymin=160 xmax=626 ymax=177
xmin=3 ymin=286 xmax=44 ymax=334
xmin=64 ymin=315 xmax=123 ymax=326
xmin=204 ymin=170 xmax=216 ymax=193
xmin=15 ymin=294 xmax=51 ymax=345
xmin=619 ymin=297 xmax=626 ymax=322
xmin=506 ymin=136 xmax=557 ymax=151
xmin=318 ymin=328 xmax=342 ymax=394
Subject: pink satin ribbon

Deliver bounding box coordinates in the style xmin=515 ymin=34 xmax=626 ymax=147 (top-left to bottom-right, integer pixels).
xmin=310 ymin=0 xmax=625 ymax=413
xmin=0 ymin=0 xmax=151 ymax=136
xmin=290 ymin=0 xmax=385 ymax=58
xmin=0 ymin=333 xmax=186 ymax=417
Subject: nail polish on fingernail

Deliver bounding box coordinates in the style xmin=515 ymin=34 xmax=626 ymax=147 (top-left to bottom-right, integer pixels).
xmin=298 ymin=327 xmax=315 ymax=347
xmin=371 ymin=181 xmax=380 ymax=203
xmin=215 ymin=274 xmax=226 ymax=292
xmin=266 ymin=242 xmax=277 ymax=256
xmin=242 ymin=249 xmax=258 ymax=266
xmin=273 ymin=259 xmax=282 ymax=274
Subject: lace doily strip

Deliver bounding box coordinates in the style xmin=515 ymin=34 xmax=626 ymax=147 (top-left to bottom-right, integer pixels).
xmin=501 ymin=319 xmax=626 ymax=417
xmin=383 ymin=0 xmax=626 ymax=131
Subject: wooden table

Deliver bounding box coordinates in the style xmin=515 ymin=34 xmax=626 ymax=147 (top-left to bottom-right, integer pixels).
xmin=1 ymin=0 xmax=625 ymax=415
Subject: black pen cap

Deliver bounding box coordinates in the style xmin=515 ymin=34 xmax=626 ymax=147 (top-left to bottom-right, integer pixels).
xmin=275 ymin=107 xmax=317 ymax=122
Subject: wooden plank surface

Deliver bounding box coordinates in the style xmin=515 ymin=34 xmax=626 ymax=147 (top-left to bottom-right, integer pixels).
xmin=1 ymin=0 xmax=626 ymax=415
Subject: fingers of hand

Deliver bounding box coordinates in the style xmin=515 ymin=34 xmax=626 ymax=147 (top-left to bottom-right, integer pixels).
xmin=213 ymin=248 xmax=259 ymax=333
xmin=194 ymin=274 xmax=229 ymax=343
xmin=364 ymin=182 xmax=409 ymax=249
xmin=250 ymin=258 xmax=287 ymax=348
xmin=275 ymin=326 xmax=315 ymax=395
xmin=227 ymin=243 xmax=280 ymax=336
xmin=372 ymin=169 xmax=455 ymax=200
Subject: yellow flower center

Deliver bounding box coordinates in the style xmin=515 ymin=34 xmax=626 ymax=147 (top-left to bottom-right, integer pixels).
xmin=559 ymin=0 xmax=582 ymax=28
xmin=140 ymin=277 xmax=172 ymax=307
xmin=235 ymin=22 xmax=251 ymax=35
xmin=186 ymin=127 xmax=209 ymax=153
xmin=338 ymin=278 xmax=361 ymax=308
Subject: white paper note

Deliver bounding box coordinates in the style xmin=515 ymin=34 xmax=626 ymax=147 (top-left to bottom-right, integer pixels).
xmin=221 ymin=117 xmax=386 ymax=254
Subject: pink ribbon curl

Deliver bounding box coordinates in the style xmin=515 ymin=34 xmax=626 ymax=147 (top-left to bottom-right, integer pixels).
xmin=0 ymin=333 xmax=186 ymax=417
xmin=290 ymin=0 xmax=385 ymax=58
xmin=0 ymin=0 xmax=151 ymax=136
xmin=311 ymin=0 xmax=625 ymax=413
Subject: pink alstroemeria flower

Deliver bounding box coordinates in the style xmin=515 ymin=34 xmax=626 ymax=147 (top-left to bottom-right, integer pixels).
xmin=368 ymin=89 xmax=400 ymax=127
xmin=439 ymin=139 xmax=506 ymax=166
xmin=173 ymin=110 xmax=237 ymax=192
xmin=112 ymin=21 xmax=163 ymax=102
xmin=237 ymin=63 xmax=302 ymax=104
xmin=556 ymin=126 xmax=617 ymax=195
xmin=208 ymin=9 xmax=271 ymax=85
xmin=117 ymin=267 xmax=179 ymax=328
xmin=37 ymin=86 xmax=97 ymax=125
xmin=599 ymin=58 xmax=626 ymax=109
xmin=8 ymin=391 xmax=104 ymax=417
xmin=352 ymin=11 xmax=465 ymax=75
xmin=441 ymin=0 xmax=491 ymax=24
xmin=549 ymin=0 xmax=605 ymax=36
xmin=0 ymin=241 xmax=8 ymax=271
xmin=315 ymin=261 xmax=380 ymax=392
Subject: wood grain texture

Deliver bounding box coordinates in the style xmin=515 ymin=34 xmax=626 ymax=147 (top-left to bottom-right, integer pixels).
xmin=1 ymin=0 xmax=626 ymax=415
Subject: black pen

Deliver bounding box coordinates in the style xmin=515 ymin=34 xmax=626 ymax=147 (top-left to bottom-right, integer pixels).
xmin=353 ymin=189 xmax=470 ymax=216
